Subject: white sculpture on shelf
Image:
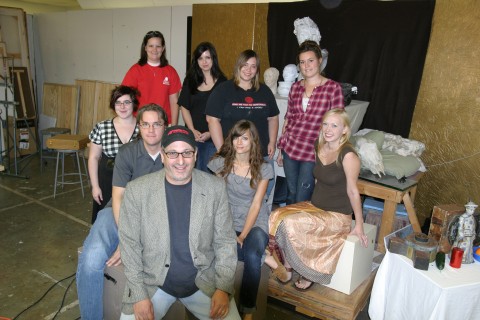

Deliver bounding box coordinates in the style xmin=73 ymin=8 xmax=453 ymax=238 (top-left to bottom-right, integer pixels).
xmin=278 ymin=64 xmax=297 ymax=97
xmin=294 ymin=16 xmax=321 ymax=45
xmin=264 ymin=67 xmax=279 ymax=95
xmin=282 ymin=64 xmax=298 ymax=83
xmin=293 ymin=16 xmax=329 ymax=73
xmin=355 ymin=137 xmax=385 ymax=178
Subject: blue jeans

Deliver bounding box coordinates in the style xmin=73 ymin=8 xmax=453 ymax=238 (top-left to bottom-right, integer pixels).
xmin=263 ymin=156 xmax=275 ymax=203
xmin=282 ymin=150 xmax=315 ymax=205
xmin=236 ymin=227 xmax=269 ymax=314
xmin=196 ymin=140 xmax=217 ymax=173
xmin=77 ymin=207 xmax=118 ymax=319
xmin=120 ymin=289 xmax=240 ymax=320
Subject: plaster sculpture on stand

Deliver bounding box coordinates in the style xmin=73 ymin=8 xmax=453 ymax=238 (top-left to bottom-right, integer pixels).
xmin=278 ymin=64 xmax=298 ymax=97
xmin=264 ymin=67 xmax=279 ymax=95
xmin=293 ymin=16 xmax=329 ymax=80
xmin=452 ymin=200 xmax=477 ymax=264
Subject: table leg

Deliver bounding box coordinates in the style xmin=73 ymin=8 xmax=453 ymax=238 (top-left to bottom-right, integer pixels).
xmin=376 ymin=200 xmax=397 ymax=253
xmin=409 ymin=185 xmax=418 ymax=202
xmin=402 ymin=193 xmax=421 ymax=233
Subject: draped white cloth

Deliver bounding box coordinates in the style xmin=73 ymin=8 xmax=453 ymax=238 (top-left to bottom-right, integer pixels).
xmin=369 ymin=250 xmax=480 ymax=320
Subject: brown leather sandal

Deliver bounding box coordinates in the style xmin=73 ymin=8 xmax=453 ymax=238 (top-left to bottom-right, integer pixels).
xmin=271 ymin=251 xmax=292 ymax=283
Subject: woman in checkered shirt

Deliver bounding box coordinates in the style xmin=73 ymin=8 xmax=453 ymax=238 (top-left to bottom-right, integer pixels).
xmin=88 ymin=86 xmax=140 ymax=223
xmin=277 ymin=40 xmax=344 ymax=205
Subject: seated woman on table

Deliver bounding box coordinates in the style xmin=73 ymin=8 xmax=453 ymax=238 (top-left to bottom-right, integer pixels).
xmin=208 ymin=120 xmax=273 ymax=320
xmin=265 ymin=108 xmax=368 ymax=291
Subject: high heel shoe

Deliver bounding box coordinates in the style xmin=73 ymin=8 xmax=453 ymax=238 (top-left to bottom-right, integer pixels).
xmin=270 ymin=251 xmax=292 ymax=283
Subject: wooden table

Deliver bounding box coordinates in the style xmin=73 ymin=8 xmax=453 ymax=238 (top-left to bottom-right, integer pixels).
xmin=357 ymin=172 xmax=423 ymax=253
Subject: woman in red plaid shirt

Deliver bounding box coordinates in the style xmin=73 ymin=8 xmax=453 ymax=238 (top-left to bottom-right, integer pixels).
xmin=277 ymin=40 xmax=344 ymax=205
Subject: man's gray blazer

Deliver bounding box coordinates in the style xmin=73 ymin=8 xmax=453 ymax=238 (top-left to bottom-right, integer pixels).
xmin=119 ymin=169 xmax=237 ymax=313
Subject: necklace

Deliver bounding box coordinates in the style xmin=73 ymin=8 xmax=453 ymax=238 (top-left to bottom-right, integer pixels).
xmin=304 ymin=78 xmax=327 ymax=98
xmin=232 ymin=165 xmax=250 ymax=184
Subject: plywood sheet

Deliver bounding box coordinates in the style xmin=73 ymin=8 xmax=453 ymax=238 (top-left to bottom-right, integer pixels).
xmin=192 ymin=4 xmax=256 ymax=78
xmin=11 ymin=67 xmax=36 ymax=119
xmin=75 ymin=79 xmax=118 ymax=136
xmin=75 ymin=79 xmax=96 ymax=136
xmin=0 ymin=7 xmax=30 ymax=68
xmin=94 ymin=81 xmax=117 ymax=125
xmin=42 ymin=82 xmax=77 ymax=130
xmin=192 ymin=4 xmax=269 ymax=80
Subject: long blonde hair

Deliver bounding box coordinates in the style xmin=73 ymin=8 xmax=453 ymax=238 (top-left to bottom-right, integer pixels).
xmin=317 ymin=108 xmax=355 ymax=166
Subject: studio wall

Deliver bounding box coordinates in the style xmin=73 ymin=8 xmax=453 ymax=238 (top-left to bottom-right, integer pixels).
xmin=34 ymin=5 xmax=191 ymax=112
xmin=410 ymin=0 xmax=480 ymax=222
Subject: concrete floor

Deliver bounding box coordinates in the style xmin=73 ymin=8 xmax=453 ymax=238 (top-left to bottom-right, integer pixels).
xmin=0 ymin=154 xmax=370 ymax=320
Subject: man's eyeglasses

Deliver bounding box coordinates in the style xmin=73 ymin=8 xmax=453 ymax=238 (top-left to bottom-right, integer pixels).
xmin=164 ymin=150 xmax=195 ymax=159
xmin=139 ymin=122 xmax=164 ymax=129
xmin=115 ymin=100 xmax=132 ymax=107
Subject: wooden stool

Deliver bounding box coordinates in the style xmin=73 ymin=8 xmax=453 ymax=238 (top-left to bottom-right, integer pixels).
xmin=46 ymin=134 xmax=89 ymax=198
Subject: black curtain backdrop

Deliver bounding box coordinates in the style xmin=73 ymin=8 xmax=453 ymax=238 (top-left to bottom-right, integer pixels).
xmin=267 ymin=0 xmax=435 ymax=137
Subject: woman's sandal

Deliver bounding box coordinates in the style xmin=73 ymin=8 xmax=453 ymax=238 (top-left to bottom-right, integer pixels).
xmin=271 ymin=251 xmax=292 ymax=283
xmin=293 ymin=276 xmax=314 ymax=292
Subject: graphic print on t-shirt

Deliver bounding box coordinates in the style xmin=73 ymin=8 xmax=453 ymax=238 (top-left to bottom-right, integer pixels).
xmin=232 ymin=96 xmax=267 ymax=110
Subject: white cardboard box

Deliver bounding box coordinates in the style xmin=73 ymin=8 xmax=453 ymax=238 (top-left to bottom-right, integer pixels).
xmin=325 ymin=222 xmax=377 ymax=295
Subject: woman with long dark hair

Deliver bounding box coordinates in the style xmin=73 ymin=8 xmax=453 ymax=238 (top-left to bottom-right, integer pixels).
xmin=179 ymin=42 xmax=226 ymax=172
xmin=208 ymin=120 xmax=273 ymax=320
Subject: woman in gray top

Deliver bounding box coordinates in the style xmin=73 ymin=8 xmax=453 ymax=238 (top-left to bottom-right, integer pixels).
xmin=208 ymin=120 xmax=273 ymax=320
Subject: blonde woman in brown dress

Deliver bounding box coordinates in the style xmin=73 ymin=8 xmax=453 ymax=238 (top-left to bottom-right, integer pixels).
xmin=265 ymin=108 xmax=368 ymax=290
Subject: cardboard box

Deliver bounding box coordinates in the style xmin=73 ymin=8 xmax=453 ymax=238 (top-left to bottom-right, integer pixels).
xmin=364 ymin=209 xmax=409 ymax=246
xmin=2 ymin=117 xmax=38 ymax=156
xmin=46 ymin=134 xmax=89 ymax=150
xmin=363 ymin=197 xmax=407 ymax=216
xmin=428 ymin=204 xmax=464 ymax=253
xmin=325 ymin=223 xmax=377 ymax=295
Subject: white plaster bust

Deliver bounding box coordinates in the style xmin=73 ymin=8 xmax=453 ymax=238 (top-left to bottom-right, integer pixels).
xmin=282 ymin=64 xmax=298 ymax=83
xmin=264 ymin=67 xmax=279 ymax=95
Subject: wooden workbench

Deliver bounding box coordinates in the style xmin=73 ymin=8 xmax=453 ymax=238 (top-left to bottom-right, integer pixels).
xmin=357 ymin=172 xmax=424 ymax=252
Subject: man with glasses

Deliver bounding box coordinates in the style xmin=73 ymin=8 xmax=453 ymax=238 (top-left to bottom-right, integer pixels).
xmin=119 ymin=126 xmax=240 ymax=320
xmin=77 ymin=104 xmax=167 ymax=320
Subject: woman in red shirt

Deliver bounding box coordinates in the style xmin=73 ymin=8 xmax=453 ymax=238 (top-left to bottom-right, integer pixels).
xmin=122 ymin=31 xmax=182 ymax=125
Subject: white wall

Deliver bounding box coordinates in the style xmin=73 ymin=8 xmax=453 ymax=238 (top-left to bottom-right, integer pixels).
xmin=33 ymin=5 xmax=192 ymax=112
